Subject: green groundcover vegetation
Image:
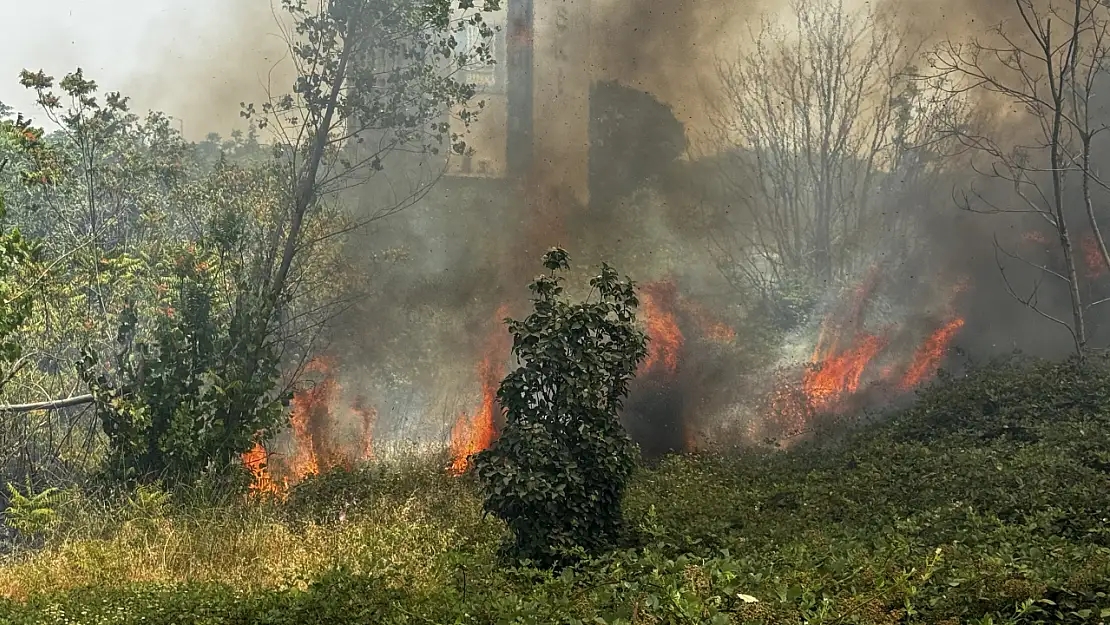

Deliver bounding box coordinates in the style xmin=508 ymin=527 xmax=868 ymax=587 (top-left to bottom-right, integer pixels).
xmin=2 ymin=354 xmax=1110 ymax=624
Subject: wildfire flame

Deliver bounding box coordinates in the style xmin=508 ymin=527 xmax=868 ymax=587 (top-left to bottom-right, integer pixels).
xmin=901 ymin=318 xmax=966 ymax=390
xmin=287 ymin=359 xmax=339 ymax=480
xmin=242 ymin=443 xmax=280 ymax=497
xmin=804 ymin=330 xmax=889 ymax=413
xmin=680 ymin=297 xmax=736 ymax=344
xmin=1082 ymin=233 xmax=1107 ymax=278
xmin=241 ymin=358 xmax=381 ymax=496
xmin=766 ymin=271 xmax=966 ymax=442
xmin=639 ymin=281 xmax=685 ymax=373
xmin=448 ymin=304 xmax=511 ymax=475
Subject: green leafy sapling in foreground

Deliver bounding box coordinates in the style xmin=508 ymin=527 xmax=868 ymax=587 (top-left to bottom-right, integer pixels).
xmin=473 ymin=247 xmax=648 ymax=566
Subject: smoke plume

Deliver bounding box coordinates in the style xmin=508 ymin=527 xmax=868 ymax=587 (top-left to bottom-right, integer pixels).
xmin=18 ymin=0 xmax=1108 ymax=470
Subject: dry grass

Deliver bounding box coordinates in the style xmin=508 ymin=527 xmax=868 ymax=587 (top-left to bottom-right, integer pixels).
xmin=0 ymin=458 xmax=499 ymax=600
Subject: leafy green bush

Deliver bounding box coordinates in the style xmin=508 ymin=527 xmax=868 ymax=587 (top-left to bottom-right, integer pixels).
xmin=3 ymin=482 xmax=67 ymax=545
xmin=889 ymin=353 xmax=1110 ymax=443
xmin=473 ymin=248 xmax=648 ymax=566
xmin=78 ymin=244 xmax=287 ymax=486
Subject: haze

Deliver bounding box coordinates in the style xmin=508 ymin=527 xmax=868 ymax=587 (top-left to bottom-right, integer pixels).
xmin=1 ymin=0 xmax=284 ymax=139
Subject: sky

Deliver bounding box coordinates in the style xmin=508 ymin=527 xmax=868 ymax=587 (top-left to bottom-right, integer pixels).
xmin=1 ymin=0 xmax=288 ymax=139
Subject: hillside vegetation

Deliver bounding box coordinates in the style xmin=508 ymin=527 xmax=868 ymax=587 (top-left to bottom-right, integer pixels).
xmin=1 ymin=355 xmax=1108 ymax=625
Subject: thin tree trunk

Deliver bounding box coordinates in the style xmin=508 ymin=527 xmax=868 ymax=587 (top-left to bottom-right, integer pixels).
xmin=1048 ymin=12 xmax=1087 ymax=356
xmin=1080 ymin=134 xmax=1110 ymax=274
xmin=270 ymin=30 xmax=353 ymax=309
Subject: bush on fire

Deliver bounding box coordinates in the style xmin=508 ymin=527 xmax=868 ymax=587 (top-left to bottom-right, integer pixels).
xmin=473 ymin=247 xmax=648 ymax=566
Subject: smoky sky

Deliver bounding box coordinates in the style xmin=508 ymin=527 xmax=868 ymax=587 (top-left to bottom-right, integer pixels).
xmin=4 ymin=0 xmax=1037 ymax=143
xmin=2 ymin=0 xmax=289 ymax=140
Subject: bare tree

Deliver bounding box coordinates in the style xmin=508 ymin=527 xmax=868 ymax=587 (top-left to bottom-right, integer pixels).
xmin=702 ymin=0 xmax=965 ymax=312
xmin=929 ymin=0 xmax=1110 ymax=356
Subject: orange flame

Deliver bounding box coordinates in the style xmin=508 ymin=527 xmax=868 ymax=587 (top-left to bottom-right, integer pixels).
xmin=449 ymin=305 xmax=511 ymax=475
xmin=900 ymin=318 xmax=965 ymax=390
xmin=679 ymin=297 xmax=736 ymax=344
xmin=804 ymin=332 xmax=889 ymax=413
xmin=287 ymin=360 xmax=340 ymax=480
xmin=242 ymin=443 xmax=280 ymax=496
xmin=639 ymin=281 xmax=685 ymax=373
xmin=766 ymin=270 xmax=968 ymax=443
xmin=242 ymin=357 xmax=381 ymax=496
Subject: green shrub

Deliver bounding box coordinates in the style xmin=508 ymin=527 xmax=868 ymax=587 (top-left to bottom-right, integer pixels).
xmin=78 ymin=250 xmax=287 ymax=486
xmin=3 ymin=482 xmax=67 ymax=545
xmin=889 ymin=353 xmax=1110 ymax=442
xmin=473 ymin=248 xmax=648 ymax=566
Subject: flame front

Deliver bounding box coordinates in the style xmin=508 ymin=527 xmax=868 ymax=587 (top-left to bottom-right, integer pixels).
xmin=766 ymin=272 xmax=966 ymax=442
xmin=449 ymin=304 xmax=511 ymax=475
xmin=287 ymin=359 xmax=339 ymax=480
xmin=242 ymin=357 xmax=381 ymax=496
xmin=242 ymin=443 xmax=280 ymax=496
xmin=680 ymin=297 xmax=736 ymax=344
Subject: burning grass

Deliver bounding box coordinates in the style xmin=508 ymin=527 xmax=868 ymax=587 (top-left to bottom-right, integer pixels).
xmin=4 ymin=356 xmax=1110 ymax=624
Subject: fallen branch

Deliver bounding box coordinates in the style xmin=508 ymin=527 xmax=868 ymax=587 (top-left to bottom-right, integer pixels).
xmin=0 ymin=394 xmax=94 ymax=413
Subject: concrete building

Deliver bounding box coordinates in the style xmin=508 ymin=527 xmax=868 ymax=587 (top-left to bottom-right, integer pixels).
xmin=447 ymin=0 xmax=592 ymax=208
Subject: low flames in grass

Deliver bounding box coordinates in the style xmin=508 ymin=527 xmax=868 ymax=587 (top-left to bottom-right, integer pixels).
xmin=769 ymin=272 xmax=966 ymax=441
xmin=639 ymin=281 xmax=686 ymax=374
xmin=243 ymin=359 xmax=377 ymax=497
xmin=638 ymin=279 xmax=737 ymax=375
xmin=448 ymin=304 xmax=512 ymax=475
xmin=245 ymin=272 xmax=965 ymax=488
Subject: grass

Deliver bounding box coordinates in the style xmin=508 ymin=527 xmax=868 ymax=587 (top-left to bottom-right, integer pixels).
xmin=2 ymin=355 xmax=1110 ymax=624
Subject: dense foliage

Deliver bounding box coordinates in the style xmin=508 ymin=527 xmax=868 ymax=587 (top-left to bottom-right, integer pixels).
xmin=0 ymin=116 xmax=43 ymax=392
xmin=473 ymin=248 xmax=648 ymax=565
xmin=77 ymin=245 xmax=287 ymax=483
xmin=0 ymin=354 xmax=1109 ymax=623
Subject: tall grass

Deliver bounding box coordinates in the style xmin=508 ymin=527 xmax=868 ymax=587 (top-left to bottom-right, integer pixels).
xmin=0 ymin=450 xmax=500 ymax=600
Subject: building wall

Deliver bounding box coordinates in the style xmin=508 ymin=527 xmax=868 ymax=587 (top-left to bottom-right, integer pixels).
xmin=446 ymin=6 xmax=509 ymax=178
xmin=531 ymin=0 xmax=591 ymax=205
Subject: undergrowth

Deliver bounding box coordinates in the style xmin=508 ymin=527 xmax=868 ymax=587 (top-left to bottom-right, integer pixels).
xmin=1 ymin=354 xmax=1109 ymax=624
